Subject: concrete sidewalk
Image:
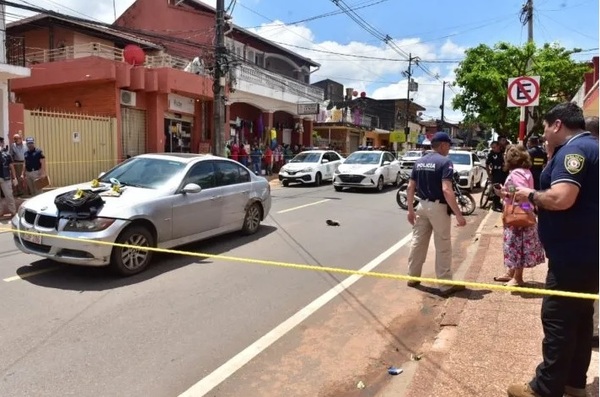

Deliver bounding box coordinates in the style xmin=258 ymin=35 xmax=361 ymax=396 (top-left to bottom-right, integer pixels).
xmin=388 ymin=211 xmax=599 ymax=397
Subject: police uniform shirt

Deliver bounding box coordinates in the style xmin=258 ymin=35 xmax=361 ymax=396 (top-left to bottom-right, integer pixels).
xmin=0 ymin=151 xmax=12 ymax=180
xmin=486 ymin=150 xmax=507 ymax=182
xmin=24 ymin=148 xmax=45 ymax=172
xmin=528 ymin=145 xmax=548 ymax=188
xmin=538 ymin=132 xmax=599 ymax=264
xmin=410 ymin=152 xmax=454 ymax=203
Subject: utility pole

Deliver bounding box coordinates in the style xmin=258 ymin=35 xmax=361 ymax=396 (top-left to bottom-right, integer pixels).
xmin=213 ymin=0 xmax=226 ymax=156
xmin=519 ymin=0 xmax=534 ymax=143
xmin=403 ymin=53 xmax=419 ymax=140
xmin=439 ymin=80 xmax=446 ymax=130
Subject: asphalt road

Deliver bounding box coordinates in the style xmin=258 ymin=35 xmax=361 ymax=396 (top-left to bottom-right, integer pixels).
xmin=0 ymin=179 xmax=443 ymax=397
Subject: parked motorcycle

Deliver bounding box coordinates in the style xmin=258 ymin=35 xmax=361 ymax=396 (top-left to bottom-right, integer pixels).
xmin=396 ymin=172 xmax=476 ymax=216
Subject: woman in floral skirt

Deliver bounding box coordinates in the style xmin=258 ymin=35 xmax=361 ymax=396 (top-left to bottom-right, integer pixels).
xmin=493 ymin=144 xmax=545 ymax=287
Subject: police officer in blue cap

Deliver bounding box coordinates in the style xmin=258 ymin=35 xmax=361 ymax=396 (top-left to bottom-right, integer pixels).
xmin=508 ymin=102 xmax=599 ymax=397
xmin=405 ymin=131 xmax=467 ymax=297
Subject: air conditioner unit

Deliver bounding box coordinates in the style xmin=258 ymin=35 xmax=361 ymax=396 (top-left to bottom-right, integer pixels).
xmin=120 ymin=90 xmax=136 ymax=107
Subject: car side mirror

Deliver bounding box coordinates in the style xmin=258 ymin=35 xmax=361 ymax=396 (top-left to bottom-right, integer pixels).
xmin=322 ymin=159 xmax=329 ymax=163
xmin=182 ymin=183 xmax=202 ymax=194
xmin=383 ymin=161 xmax=391 ymax=166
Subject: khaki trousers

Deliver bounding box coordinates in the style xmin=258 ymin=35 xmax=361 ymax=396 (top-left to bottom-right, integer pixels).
xmin=407 ymin=200 xmax=453 ymax=291
xmin=0 ymin=178 xmax=16 ymax=215
xmin=25 ymin=170 xmax=41 ymax=196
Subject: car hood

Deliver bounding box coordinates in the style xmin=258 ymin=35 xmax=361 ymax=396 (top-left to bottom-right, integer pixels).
xmin=283 ymin=162 xmax=318 ymax=171
xmin=401 ymin=156 xmax=421 ymax=161
xmin=21 ymin=183 xmax=167 ymax=218
xmin=338 ymin=163 xmax=379 ymax=174
xmin=453 ymin=164 xmax=471 ymax=173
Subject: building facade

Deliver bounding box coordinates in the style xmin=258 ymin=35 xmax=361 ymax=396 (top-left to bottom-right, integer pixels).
xmin=311 ymin=79 xmax=344 ymax=102
xmin=572 ymin=56 xmax=599 ymax=118
xmin=7 ymin=14 xmax=214 ymax=158
xmin=115 ymin=0 xmax=323 ymax=149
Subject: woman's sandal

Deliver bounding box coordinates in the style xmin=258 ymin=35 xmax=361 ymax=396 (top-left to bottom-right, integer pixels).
xmin=493 ymin=275 xmax=512 ymax=282
xmin=504 ymin=279 xmax=525 ymax=287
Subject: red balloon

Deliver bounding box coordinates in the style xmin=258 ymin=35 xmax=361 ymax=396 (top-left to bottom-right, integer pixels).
xmin=360 ymin=91 xmax=366 ymax=97
xmin=352 ymin=90 xmax=358 ymax=97
xmin=123 ymin=45 xmax=146 ymax=66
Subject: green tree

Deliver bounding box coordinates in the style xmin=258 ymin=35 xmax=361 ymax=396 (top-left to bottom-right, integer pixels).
xmin=452 ymin=42 xmax=590 ymax=140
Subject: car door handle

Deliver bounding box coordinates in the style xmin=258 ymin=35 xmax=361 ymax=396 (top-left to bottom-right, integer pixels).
xmin=210 ymin=195 xmax=222 ymax=201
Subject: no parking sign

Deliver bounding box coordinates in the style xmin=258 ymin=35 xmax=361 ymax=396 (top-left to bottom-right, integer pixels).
xmin=507 ymin=76 xmax=540 ymax=107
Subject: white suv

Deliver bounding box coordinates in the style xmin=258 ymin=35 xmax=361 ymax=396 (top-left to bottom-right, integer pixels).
xmin=279 ymin=150 xmax=344 ymax=186
xmin=447 ymin=150 xmax=485 ymax=190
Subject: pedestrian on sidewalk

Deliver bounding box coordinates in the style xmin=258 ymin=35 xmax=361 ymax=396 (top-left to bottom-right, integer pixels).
xmin=508 ymin=102 xmax=599 ymax=397
xmin=0 ymin=148 xmax=18 ymax=218
xmin=486 ymin=140 xmax=508 ymax=212
xmin=492 ymin=145 xmax=545 ymax=287
xmin=405 ymin=132 xmax=467 ymax=297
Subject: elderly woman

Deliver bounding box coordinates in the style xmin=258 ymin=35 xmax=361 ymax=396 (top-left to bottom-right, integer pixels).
xmin=493 ymin=144 xmax=545 ymax=287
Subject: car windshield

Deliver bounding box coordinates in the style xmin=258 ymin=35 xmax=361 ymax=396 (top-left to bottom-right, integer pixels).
xmin=290 ymin=152 xmax=321 ymax=163
xmin=404 ymin=151 xmax=422 ymax=157
xmin=448 ymin=153 xmax=471 ymax=166
xmin=99 ymin=157 xmax=187 ymax=189
xmin=344 ymin=152 xmax=381 ymax=165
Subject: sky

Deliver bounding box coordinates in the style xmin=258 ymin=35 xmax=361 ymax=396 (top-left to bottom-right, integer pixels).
xmin=7 ymin=0 xmax=599 ymax=122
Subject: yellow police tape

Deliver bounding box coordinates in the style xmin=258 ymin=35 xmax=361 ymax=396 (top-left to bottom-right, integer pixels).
xmin=2 ymin=227 xmax=598 ymax=300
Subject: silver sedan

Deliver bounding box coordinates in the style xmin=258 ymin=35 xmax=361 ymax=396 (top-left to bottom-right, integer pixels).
xmin=12 ymin=153 xmax=272 ymax=276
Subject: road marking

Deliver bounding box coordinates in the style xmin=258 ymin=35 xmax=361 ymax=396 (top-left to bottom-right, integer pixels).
xmin=276 ymin=199 xmax=331 ymax=214
xmin=177 ymin=232 xmax=414 ymax=397
xmin=3 ymin=267 xmax=60 ymax=282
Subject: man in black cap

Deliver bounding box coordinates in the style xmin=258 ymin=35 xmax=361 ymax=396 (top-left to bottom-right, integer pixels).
xmin=527 ymin=134 xmax=548 ymax=190
xmin=405 ymin=132 xmax=467 ymax=297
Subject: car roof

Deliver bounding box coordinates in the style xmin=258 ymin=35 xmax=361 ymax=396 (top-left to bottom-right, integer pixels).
xmin=299 ymin=150 xmax=328 ymax=154
xmin=350 ymin=150 xmax=386 ymax=154
xmin=136 ymin=153 xmax=214 ymax=164
xmin=448 ymin=150 xmax=472 ymax=154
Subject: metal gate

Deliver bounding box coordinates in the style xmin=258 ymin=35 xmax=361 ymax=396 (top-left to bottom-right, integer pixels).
xmin=24 ymin=110 xmax=118 ymax=187
xmin=121 ymin=107 xmax=147 ymax=159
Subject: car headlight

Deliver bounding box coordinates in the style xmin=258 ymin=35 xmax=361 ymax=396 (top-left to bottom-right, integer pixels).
xmin=459 ymin=170 xmax=469 ymax=176
xmin=334 ymin=168 xmax=341 ymax=174
xmin=63 ymin=218 xmax=116 ymax=232
xmin=364 ymin=168 xmax=378 ymax=175
xmin=17 ymin=203 xmax=26 ymax=218
xmin=300 ymin=167 xmax=314 ymax=173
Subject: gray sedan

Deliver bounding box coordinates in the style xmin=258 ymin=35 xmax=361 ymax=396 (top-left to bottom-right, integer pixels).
xmin=12 ymin=153 xmax=272 ymax=276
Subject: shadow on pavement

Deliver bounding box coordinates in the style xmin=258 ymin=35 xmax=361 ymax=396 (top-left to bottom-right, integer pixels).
xmin=14 ymin=225 xmax=278 ymax=291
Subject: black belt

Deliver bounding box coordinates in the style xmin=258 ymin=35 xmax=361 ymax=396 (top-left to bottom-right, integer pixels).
xmin=26 ymin=168 xmax=40 ymax=172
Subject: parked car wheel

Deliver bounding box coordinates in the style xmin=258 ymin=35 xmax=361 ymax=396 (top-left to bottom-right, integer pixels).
xmin=241 ymin=202 xmax=262 ymax=235
xmin=376 ymin=176 xmax=384 ymax=192
xmin=282 ymin=180 xmax=289 ymax=187
xmin=314 ymin=172 xmax=322 ymax=186
xmin=110 ymin=225 xmax=155 ymax=276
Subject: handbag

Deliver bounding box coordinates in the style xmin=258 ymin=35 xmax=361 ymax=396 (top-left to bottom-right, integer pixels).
xmin=502 ymin=193 xmax=537 ymax=227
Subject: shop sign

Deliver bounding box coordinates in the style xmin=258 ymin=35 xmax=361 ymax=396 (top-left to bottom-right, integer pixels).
xmin=168 ymin=94 xmax=195 ymax=114
xmin=297 ymin=103 xmax=320 ymax=115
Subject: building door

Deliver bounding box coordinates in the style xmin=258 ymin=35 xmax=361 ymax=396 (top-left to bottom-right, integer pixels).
xmin=349 ymin=133 xmax=360 ymax=153
xmin=121 ymin=107 xmax=146 ymax=159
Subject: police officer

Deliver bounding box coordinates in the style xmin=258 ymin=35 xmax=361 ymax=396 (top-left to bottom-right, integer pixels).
xmin=486 ymin=140 xmax=508 ymax=211
xmin=0 ymin=146 xmax=17 ymax=218
xmin=508 ymin=102 xmax=599 ymax=397
xmin=526 ymin=134 xmax=548 ymax=190
xmin=21 ymin=137 xmax=46 ymax=196
xmin=406 ymin=132 xmax=466 ymax=297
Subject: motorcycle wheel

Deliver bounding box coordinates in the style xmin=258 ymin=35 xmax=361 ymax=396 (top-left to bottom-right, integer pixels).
xmin=457 ymin=192 xmax=477 ymax=216
xmin=396 ymin=184 xmax=409 ymax=209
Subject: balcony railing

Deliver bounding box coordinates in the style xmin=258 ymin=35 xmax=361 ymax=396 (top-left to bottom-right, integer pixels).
xmin=21 ymin=42 xmax=202 ymax=74
xmin=234 ymin=62 xmax=324 ymax=102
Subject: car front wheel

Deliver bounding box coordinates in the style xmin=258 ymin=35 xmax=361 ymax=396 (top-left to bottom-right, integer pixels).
xmin=110 ymin=225 xmax=155 ymax=276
